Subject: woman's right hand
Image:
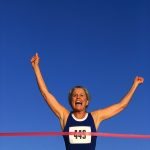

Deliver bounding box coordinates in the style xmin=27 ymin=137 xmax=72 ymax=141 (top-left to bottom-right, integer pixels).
xmin=31 ymin=53 xmax=40 ymax=68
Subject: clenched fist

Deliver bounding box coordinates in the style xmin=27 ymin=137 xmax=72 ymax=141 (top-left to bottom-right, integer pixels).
xmin=134 ymin=76 xmax=144 ymax=85
xmin=31 ymin=53 xmax=40 ymax=68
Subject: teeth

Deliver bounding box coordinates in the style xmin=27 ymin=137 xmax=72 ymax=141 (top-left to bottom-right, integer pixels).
xmin=75 ymin=100 xmax=82 ymax=105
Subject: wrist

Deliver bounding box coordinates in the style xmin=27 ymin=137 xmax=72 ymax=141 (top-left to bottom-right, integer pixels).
xmin=133 ymin=81 xmax=139 ymax=89
xmin=32 ymin=64 xmax=39 ymax=70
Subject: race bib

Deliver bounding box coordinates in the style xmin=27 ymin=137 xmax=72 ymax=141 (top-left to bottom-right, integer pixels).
xmin=69 ymin=126 xmax=91 ymax=144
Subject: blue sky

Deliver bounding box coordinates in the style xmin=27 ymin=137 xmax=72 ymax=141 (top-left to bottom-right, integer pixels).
xmin=0 ymin=0 xmax=150 ymax=149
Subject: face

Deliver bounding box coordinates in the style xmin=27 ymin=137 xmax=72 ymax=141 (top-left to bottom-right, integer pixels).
xmin=70 ymin=88 xmax=89 ymax=112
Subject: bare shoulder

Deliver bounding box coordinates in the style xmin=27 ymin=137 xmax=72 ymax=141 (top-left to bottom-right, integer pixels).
xmin=91 ymin=110 xmax=103 ymax=119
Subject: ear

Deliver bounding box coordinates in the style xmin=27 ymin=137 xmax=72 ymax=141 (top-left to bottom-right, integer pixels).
xmin=86 ymin=100 xmax=89 ymax=107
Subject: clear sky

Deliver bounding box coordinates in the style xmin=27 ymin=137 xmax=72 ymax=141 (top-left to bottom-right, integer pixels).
xmin=0 ymin=0 xmax=150 ymax=150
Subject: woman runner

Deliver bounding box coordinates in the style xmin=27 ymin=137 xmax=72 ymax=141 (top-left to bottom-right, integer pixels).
xmin=31 ymin=53 xmax=144 ymax=150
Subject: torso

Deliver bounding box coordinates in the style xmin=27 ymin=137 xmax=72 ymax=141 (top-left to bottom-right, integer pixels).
xmin=63 ymin=112 xmax=97 ymax=150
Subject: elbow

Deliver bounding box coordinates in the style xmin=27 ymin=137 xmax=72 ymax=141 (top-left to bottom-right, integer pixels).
xmin=120 ymin=102 xmax=128 ymax=110
xmin=119 ymin=97 xmax=132 ymax=110
xmin=41 ymin=91 xmax=46 ymax=97
xmin=40 ymin=88 xmax=48 ymax=99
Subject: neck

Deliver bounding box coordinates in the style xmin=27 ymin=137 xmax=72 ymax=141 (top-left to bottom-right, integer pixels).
xmin=73 ymin=111 xmax=87 ymax=119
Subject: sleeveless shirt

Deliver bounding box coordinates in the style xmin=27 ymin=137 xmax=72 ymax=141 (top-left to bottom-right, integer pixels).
xmin=63 ymin=112 xmax=97 ymax=150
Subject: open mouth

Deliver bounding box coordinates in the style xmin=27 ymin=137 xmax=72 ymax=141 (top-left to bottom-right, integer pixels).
xmin=75 ymin=100 xmax=82 ymax=106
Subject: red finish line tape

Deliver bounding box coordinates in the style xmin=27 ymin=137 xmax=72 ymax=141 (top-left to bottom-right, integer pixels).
xmin=0 ymin=132 xmax=150 ymax=139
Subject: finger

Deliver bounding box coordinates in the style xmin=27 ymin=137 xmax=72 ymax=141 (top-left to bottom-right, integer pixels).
xmin=36 ymin=52 xmax=39 ymax=58
xmin=140 ymin=77 xmax=144 ymax=83
xmin=31 ymin=56 xmax=35 ymax=61
xmin=31 ymin=56 xmax=36 ymax=63
xmin=137 ymin=77 xmax=144 ymax=83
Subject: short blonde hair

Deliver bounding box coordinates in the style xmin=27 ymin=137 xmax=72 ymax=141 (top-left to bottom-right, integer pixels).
xmin=68 ymin=86 xmax=90 ymax=106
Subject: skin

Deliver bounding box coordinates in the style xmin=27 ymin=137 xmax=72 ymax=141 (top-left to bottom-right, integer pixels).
xmin=70 ymin=88 xmax=89 ymax=118
xmin=31 ymin=53 xmax=144 ymax=130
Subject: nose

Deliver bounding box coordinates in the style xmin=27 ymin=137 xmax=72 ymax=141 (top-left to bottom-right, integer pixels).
xmin=76 ymin=95 xmax=80 ymax=99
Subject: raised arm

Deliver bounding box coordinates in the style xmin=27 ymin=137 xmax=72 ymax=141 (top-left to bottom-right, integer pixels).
xmin=31 ymin=53 xmax=69 ymax=129
xmin=91 ymin=76 xmax=144 ymax=130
